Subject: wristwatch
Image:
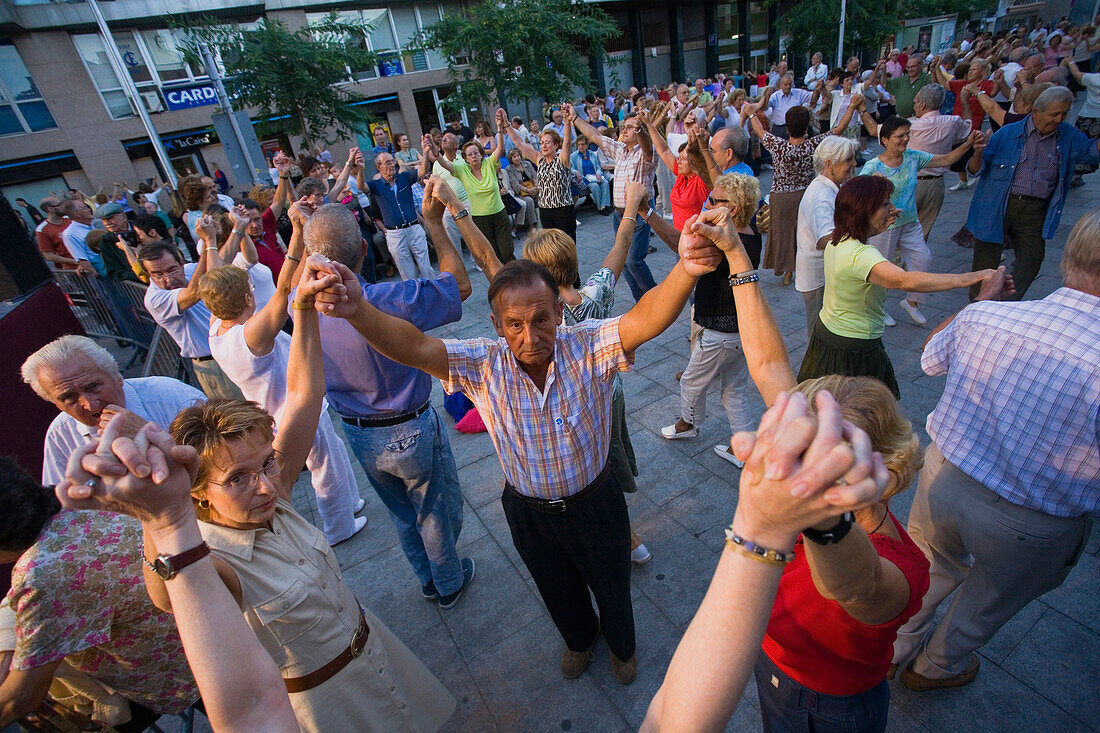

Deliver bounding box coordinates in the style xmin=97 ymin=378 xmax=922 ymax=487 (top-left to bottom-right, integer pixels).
xmin=141 ymin=542 xmax=211 ymax=580
xmin=802 ymin=512 xmax=855 ymax=545
xmin=452 ymin=208 xmax=470 ymax=220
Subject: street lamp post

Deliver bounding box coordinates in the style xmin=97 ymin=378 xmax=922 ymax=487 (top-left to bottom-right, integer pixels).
xmin=836 ymin=0 xmax=847 ymax=68
xmin=86 ymin=0 xmax=177 ymax=186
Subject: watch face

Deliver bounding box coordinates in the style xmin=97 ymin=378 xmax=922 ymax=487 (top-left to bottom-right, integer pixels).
xmin=153 ymin=556 xmax=173 ymax=580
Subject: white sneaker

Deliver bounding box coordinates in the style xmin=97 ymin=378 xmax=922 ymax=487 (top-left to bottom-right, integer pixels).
xmin=949 ymin=181 xmax=967 ymax=191
xmin=899 ymin=298 xmax=927 ymax=325
xmin=354 ymin=497 xmax=365 ymax=513
xmin=661 ymin=423 xmax=699 ymax=440
xmin=713 ymin=444 xmax=745 ymax=468
xmin=631 ymin=544 xmax=652 ymax=565
xmin=883 ymin=312 xmax=896 ymax=327
xmin=332 ymin=515 xmax=368 ymax=545
xmin=966 ymin=177 xmax=977 ymax=188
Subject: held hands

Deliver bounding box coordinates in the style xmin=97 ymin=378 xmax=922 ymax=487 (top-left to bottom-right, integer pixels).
xmin=75 ymin=260 xmax=96 ymax=276
xmin=295 ymin=255 xmax=342 ymax=303
xmin=310 ymin=255 xmax=361 ymax=319
xmin=975 ymin=265 xmax=1016 ymax=301
xmin=97 ymin=405 xmax=147 ymax=438
xmin=230 ymin=205 xmax=249 ymax=232
xmin=57 ymin=415 xmax=199 ymax=533
xmin=346 ymin=147 xmax=361 ymax=169
xmin=677 ymin=212 xmax=727 ymax=277
xmin=273 ymin=151 xmax=291 ymax=176
xmin=729 ymin=391 xmax=888 ymax=550
xmin=420 ymin=178 xmax=446 ymax=222
xmin=196 ymin=214 xmax=218 ymax=244
xmin=287 ymin=197 xmax=316 ymax=229
xmin=561 ymin=103 xmax=577 ymax=123
xmin=421 ymin=133 xmax=436 ymax=158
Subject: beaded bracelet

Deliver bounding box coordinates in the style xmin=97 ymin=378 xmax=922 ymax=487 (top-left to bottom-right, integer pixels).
xmin=724 ymin=525 xmax=796 ymax=567
xmin=728 ymin=270 xmax=760 ymax=288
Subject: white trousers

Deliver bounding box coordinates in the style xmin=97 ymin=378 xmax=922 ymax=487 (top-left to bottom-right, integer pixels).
xmin=679 ymin=327 xmax=755 ymax=434
xmin=867 ymin=221 xmax=932 ymax=304
xmin=307 ymin=409 xmax=362 ymax=543
xmin=385 ymin=224 xmax=434 ymax=281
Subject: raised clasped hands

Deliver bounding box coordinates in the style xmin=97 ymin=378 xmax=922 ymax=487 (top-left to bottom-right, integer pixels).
xmin=729 ymin=391 xmax=888 ymax=551
xmin=677 ymin=210 xmax=727 ymax=277
xmin=420 ymin=177 xmax=445 ymax=221
xmin=308 ymin=254 xmax=360 ymax=319
xmin=57 ymin=414 xmax=199 ymax=533
xmin=287 ymin=197 xmax=316 ymax=229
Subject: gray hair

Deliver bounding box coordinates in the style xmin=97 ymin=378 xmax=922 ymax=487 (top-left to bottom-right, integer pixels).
xmin=781 ymin=72 xmax=795 ymax=81
xmin=915 ymin=83 xmax=946 ymax=111
xmin=303 ymin=204 xmax=364 ymax=268
xmin=813 ymin=136 xmax=860 ymax=173
xmin=1033 ymin=86 xmax=1073 ymax=111
xmin=717 ymin=126 xmax=750 ymax=162
xmin=1061 ymin=209 xmax=1100 ymax=293
xmin=1009 ymin=46 xmax=1028 ymax=62
xmin=21 ymin=335 xmax=120 ymax=400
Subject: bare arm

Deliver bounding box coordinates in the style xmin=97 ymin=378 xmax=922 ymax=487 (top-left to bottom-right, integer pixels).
xmin=419 ymin=179 xmax=472 ymax=299
xmin=503 ymin=123 xmax=542 ymax=164
xmin=639 ymin=109 xmax=677 ymax=172
xmin=602 ymin=183 xmax=646 ymax=279
xmin=178 ymin=219 xmax=221 ymax=310
xmin=867 ymin=260 xmax=989 ymax=293
xmin=326 ymin=148 xmax=361 ymax=202
xmin=270 ymin=152 xmax=292 ymax=220
xmin=241 ymin=201 xmax=310 ymax=356
xmin=0 ymin=659 xmax=61 ymax=727
xmin=559 ymin=121 xmax=573 ymax=168
xmin=429 ymin=176 xmax=502 ymax=282
xmin=803 ymin=528 xmax=911 ymax=624
xmin=643 ymin=207 xmax=682 ymax=253
xmin=926 ymin=132 xmax=977 ymax=169
xmin=618 ymin=260 xmax=701 ymax=354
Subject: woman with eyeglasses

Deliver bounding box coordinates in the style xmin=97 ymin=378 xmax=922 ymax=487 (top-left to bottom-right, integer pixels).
xmin=139 ymin=255 xmax=455 ymax=732
xmin=660 ymin=173 xmax=764 ymax=468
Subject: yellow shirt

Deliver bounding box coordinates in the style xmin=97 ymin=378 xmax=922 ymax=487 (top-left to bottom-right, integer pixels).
xmin=820 ymin=236 xmax=888 ymax=339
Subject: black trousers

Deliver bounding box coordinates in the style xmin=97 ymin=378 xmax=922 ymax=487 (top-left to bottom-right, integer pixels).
xmin=472 ymin=208 xmax=515 ymax=265
xmin=539 ymin=204 xmax=577 ymax=243
xmin=502 ymin=468 xmax=635 ymax=660
xmin=972 ymin=195 xmax=1048 ymax=300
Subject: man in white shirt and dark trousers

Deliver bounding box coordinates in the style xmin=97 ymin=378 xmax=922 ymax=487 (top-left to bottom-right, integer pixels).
xmin=893 ymin=219 xmax=1100 ymax=691
xmin=759 ymin=74 xmax=812 ymax=139
xmin=907 ymin=84 xmax=973 ymax=241
xmin=804 ymin=52 xmax=828 ymax=88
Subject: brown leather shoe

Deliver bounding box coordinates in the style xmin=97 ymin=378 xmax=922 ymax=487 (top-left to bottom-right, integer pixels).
xmin=610 ymin=652 xmax=637 ymax=684
xmin=561 ymin=646 xmax=595 ymax=679
xmin=887 ymin=663 xmax=898 ymax=680
xmin=900 ymin=655 xmax=980 ymax=691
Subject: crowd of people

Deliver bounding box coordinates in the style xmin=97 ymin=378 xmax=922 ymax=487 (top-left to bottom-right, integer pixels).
xmin=4 ymin=14 xmax=1099 ymax=733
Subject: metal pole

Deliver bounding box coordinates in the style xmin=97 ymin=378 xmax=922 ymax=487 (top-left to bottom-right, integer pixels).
xmin=836 ymin=0 xmax=847 ymax=68
xmin=86 ymin=0 xmax=177 ymax=187
xmin=199 ymin=43 xmax=261 ymax=186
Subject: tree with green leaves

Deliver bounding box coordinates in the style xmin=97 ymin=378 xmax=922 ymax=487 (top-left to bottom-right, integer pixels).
xmin=410 ymin=0 xmax=621 ymax=115
xmin=175 ymin=13 xmax=378 ymax=149
xmin=775 ymin=0 xmax=985 ymax=68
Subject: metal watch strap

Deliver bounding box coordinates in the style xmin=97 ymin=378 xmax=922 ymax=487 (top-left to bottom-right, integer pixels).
xmin=802 ymin=512 xmax=855 ymax=545
xmin=152 ymin=542 xmax=211 ymax=580
xmin=452 ymin=208 xmax=470 ymax=220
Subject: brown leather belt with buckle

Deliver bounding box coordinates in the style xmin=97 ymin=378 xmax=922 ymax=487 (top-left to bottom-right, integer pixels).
xmin=283 ymin=607 xmax=369 ymax=693
xmin=505 ymin=462 xmax=610 ymax=514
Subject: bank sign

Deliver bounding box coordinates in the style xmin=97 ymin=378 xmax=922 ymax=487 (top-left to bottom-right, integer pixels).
xmin=164 ymin=84 xmax=219 ymax=111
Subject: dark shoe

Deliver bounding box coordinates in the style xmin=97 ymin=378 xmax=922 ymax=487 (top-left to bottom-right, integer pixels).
xmin=647 ymin=245 xmax=657 ymax=254
xmin=1071 ymin=176 xmax=1085 ymax=187
xmin=887 ymin=662 xmax=898 ymax=680
xmin=437 ymin=557 xmax=476 ymax=609
xmin=421 ymin=580 xmax=438 ymax=600
xmin=610 ymin=652 xmax=637 ymax=684
xmin=900 ymin=655 xmax=979 ymax=691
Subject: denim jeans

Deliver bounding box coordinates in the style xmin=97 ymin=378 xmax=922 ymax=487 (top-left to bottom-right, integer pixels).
xmin=754 ymin=652 xmax=890 ymax=733
xmin=343 ymin=406 xmax=465 ymax=594
xmin=611 ymin=206 xmax=656 ymax=301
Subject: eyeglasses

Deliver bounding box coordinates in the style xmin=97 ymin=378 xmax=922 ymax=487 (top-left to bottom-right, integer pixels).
xmin=211 ymin=454 xmax=283 ymax=494
xmin=707 ymin=195 xmax=731 ymax=207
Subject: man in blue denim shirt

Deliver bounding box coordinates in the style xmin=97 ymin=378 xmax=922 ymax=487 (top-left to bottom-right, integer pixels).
xmin=303 ymin=193 xmax=478 ymax=609
xmin=966 ymin=86 xmax=1100 ymax=298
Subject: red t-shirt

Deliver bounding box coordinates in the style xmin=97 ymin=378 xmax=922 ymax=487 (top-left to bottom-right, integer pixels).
xmin=670 ymin=161 xmax=711 ymax=232
xmin=761 ymin=513 xmax=930 ymax=696
xmin=897 ymin=52 xmax=909 ymax=69
xmin=258 ymin=208 xmax=286 ymax=277
xmin=949 ymin=79 xmax=995 ymax=131
xmin=36 ymin=219 xmax=75 ymax=269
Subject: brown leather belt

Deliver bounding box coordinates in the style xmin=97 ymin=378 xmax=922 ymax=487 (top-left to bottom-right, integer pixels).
xmin=283 ymin=607 xmax=369 ymax=693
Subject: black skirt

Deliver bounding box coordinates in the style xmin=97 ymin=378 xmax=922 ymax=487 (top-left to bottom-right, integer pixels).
xmin=797 ymin=317 xmax=900 ymax=399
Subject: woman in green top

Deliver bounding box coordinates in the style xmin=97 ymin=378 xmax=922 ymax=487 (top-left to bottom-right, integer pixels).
xmin=428 ymin=111 xmax=514 ymax=264
xmin=798 ymin=175 xmax=998 ymax=398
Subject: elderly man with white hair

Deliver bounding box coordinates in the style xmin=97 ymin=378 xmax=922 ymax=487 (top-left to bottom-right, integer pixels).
xmin=21 ymin=335 xmax=205 ymax=486
xmin=804 ymin=52 xmax=828 ymax=88
xmin=907 ymin=83 xmax=973 ymax=241
xmin=795 ymin=136 xmax=861 ymax=338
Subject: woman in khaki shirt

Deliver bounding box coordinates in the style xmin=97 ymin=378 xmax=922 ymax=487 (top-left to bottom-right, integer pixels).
xmin=141 ymin=253 xmax=455 ymax=732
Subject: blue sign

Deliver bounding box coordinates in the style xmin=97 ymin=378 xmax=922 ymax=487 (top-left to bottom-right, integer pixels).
xmin=163 ymin=84 xmax=219 ymax=111
xmin=378 ymin=53 xmax=404 ymax=77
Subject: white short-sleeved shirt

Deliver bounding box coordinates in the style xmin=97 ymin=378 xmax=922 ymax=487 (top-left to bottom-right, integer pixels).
xmin=144 ymin=263 xmax=215 ymax=358
xmin=1079 ymin=73 xmax=1100 ymax=119
xmin=795 ymin=175 xmax=839 ymax=292
xmin=209 ymin=321 xmax=318 ymax=423
xmin=41 ymin=377 xmax=205 ymax=486
xmin=231 ymin=252 xmax=276 ymax=312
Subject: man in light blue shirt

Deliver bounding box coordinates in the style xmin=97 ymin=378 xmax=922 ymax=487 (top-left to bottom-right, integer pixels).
xmin=712 ymin=127 xmax=755 ymax=176
xmin=760 ymin=74 xmax=813 ymax=138
xmin=22 ymin=334 xmax=206 ymax=485
xmin=60 ymin=199 xmax=106 ymax=276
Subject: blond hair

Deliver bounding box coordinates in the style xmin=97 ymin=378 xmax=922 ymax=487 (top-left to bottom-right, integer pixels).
xmin=522 ymin=228 xmax=578 ymax=288
xmin=249 ymin=185 xmax=275 ymax=210
xmin=170 ymin=399 xmax=275 ymax=500
xmin=1061 ymin=209 xmax=1100 ymax=294
xmin=713 ymin=173 xmax=761 ymax=228
xmin=198 ymin=266 xmax=251 ymax=320
xmin=793 ymin=375 xmax=922 ymax=502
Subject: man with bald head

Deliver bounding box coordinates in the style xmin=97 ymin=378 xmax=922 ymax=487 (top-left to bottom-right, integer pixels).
xmin=804 ymin=51 xmax=828 ymax=87
xmin=303 ymin=194 xmax=476 ymax=608
xmin=365 ymin=147 xmax=433 ymax=280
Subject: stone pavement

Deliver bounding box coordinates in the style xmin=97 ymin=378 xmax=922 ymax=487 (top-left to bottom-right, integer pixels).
xmin=159 ymin=153 xmax=1098 ymax=733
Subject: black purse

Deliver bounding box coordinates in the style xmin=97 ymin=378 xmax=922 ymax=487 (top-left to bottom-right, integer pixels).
xmin=502 ymin=192 xmax=523 ymax=215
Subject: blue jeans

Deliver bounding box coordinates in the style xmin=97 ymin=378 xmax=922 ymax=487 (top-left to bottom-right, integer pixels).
xmin=343 ymin=406 xmax=465 ymax=594
xmin=754 ymin=652 xmax=890 ymax=733
xmin=611 ymin=206 xmax=656 ymax=301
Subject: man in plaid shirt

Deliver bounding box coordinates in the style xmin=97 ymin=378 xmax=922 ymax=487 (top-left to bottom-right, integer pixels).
xmin=308 ymin=189 xmax=729 ymax=686
xmin=893 ymin=213 xmax=1100 ymax=692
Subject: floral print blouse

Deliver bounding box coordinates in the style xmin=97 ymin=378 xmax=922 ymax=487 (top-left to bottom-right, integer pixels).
xmin=761 ymin=132 xmax=830 ymax=193
xmin=6 ymin=510 xmax=198 ymax=714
